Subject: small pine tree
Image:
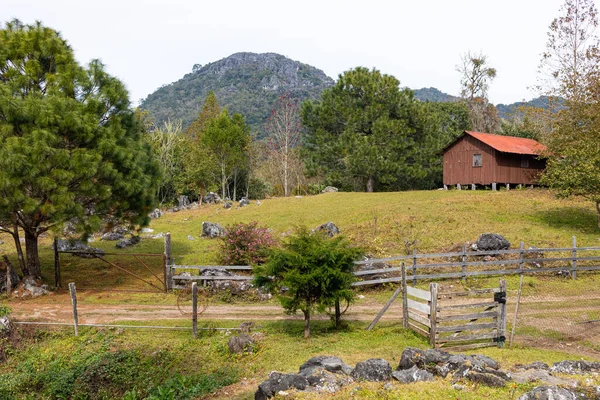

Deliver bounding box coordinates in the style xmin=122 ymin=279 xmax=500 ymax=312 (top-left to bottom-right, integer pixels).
xmin=254 ymin=227 xmax=363 ymax=338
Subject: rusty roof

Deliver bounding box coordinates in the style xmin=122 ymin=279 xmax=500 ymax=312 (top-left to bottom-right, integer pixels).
xmin=462 ymin=131 xmax=546 ymax=155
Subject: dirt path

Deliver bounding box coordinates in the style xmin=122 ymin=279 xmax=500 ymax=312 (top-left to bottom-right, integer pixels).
xmin=8 ymin=301 xmax=404 ymax=324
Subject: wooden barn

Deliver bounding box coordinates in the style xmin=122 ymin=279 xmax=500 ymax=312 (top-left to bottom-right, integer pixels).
xmin=442 ymin=131 xmax=547 ymax=187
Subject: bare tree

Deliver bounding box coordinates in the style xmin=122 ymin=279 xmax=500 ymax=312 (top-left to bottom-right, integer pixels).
xmin=457 ymin=52 xmax=499 ymax=132
xmin=265 ymin=94 xmax=302 ymax=197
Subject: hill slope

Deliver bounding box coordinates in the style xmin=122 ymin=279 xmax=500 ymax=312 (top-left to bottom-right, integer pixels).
xmin=139 ymin=52 xmax=334 ymax=136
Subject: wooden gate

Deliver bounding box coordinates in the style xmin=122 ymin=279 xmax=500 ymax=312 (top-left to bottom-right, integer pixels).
xmin=402 ymin=268 xmax=506 ymax=350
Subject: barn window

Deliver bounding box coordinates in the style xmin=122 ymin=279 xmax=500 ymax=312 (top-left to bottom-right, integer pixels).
xmin=473 ymin=154 xmax=482 ymax=167
xmin=521 ymin=157 xmax=529 ymax=168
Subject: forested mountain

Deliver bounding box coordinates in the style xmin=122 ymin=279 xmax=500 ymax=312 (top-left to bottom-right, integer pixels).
xmin=495 ymin=96 xmax=563 ymax=119
xmin=413 ymin=87 xmax=460 ymax=103
xmin=139 ymin=53 xmax=334 ymax=137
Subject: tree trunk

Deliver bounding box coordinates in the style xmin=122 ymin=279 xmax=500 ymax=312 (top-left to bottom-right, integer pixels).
xmin=335 ymin=300 xmax=341 ymax=329
xmin=221 ymin=164 xmax=227 ymax=200
xmin=283 ymin=153 xmax=289 ymax=197
xmin=366 ymin=175 xmax=375 ymax=192
xmin=24 ymin=228 xmax=41 ymax=279
xmin=233 ymin=169 xmax=237 ymax=202
xmin=11 ymin=225 xmax=28 ymax=276
xmin=302 ymin=309 xmax=311 ymax=338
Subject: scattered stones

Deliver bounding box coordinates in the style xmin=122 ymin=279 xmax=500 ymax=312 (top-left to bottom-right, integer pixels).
xmin=551 ymin=360 xmax=600 ymax=374
xmin=471 ymin=233 xmax=510 ymax=251
xmin=0 ymin=239 xmax=3 ymax=245
xmin=12 ymin=277 xmax=50 ymax=298
xmin=299 ymin=356 xmax=353 ymax=376
xmin=392 ymin=365 xmax=434 ymax=384
xmin=141 ymin=228 xmax=154 ymax=233
xmin=149 ymin=208 xmax=162 ymax=219
xmin=239 ymin=197 xmax=250 ymax=207
xmin=115 ymin=236 xmax=141 ymax=249
xmin=314 ymin=222 xmax=340 ymax=237
xmin=322 ymin=186 xmax=338 ymax=193
xmin=203 ymin=192 xmax=222 ymax=204
xmin=239 ymin=321 xmax=255 ymax=334
xmin=355 ymin=255 xmax=392 ymax=280
xmin=111 ymin=226 xmax=130 ymax=235
xmin=452 ymin=384 xmax=465 ymax=391
xmin=515 ymin=362 xmax=550 ymax=371
xmin=224 ymin=202 xmax=233 ymax=209
xmin=0 ymin=316 xmax=11 ymax=333
xmin=53 ymin=239 xmax=104 ymax=258
xmin=187 ymin=235 xmax=195 ymax=241
xmin=255 ymin=372 xmax=308 ymax=400
xmin=152 ymin=233 xmax=164 ymax=239
xmin=518 ymin=386 xmax=578 ymax=400
xmin=201 ymin=222 xmax=225 ymax=238
xmin=351 ymin=358 xmax=392 ymax=382
xmin=179 ymin=195 xmax=190 ymax=208
xmin=256 ymin=200 xmax=261 ymax=205
xmin=511 ymin=369 xmax=577 ymax=387
xmin=227 ymin=334 xmax=256 ymax=354
xmin=199 ymin=268 xmax=252 ymax=292
xmin=100 ymin=232 xmax=124 ymax=241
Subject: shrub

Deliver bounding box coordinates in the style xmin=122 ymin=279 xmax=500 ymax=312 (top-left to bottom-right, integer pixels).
xmin=219 ymin=222 xmax=277 ymax=265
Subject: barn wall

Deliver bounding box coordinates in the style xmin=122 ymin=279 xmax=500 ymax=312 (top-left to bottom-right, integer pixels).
xmin=443 ymin=135 xmax=496 ymax=185
xmin=495 ymin=153 xmax=546 ymax=185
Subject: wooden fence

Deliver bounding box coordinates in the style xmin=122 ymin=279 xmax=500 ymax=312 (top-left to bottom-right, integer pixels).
xmin=402 ymin=266 xmax=507 ymax=350
xmin=166 ymin=236 xmax=600 ymax=289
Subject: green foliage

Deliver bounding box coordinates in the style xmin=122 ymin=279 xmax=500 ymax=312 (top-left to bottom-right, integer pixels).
xmin=185 ymin=91 xmax=220 ymax=138
xmin=0 ymin=20 xmax=160 ymax=277
xmin=254 ymin=227 xmax=363 ymax=336
xmin=219 ymin=221 xmax=277 ymax=265
xmin=302 ymin=67 xmax=465 ymax=192
xmin=139 ymin=53 xmax=333 ymax=138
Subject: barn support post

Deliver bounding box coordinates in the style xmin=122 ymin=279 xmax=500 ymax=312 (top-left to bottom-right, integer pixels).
xmin=492 ymin=183 xmax=497 ymax=191
xmin=506 ymin=184 xmax=510 ymax=191
xmin=518 ymin=184 xmax=522 ymax=189
xmin=471 ymin=184 xmax=476 ymax=190
xmin=572 ymin=236 xmax=577 ymax=280
xmin=429 ymin=283 xmax=438 ymax=347
xmin=443 ymin=185 xmax=448 ymax=190
xmin=457 ymin=184 xmax=461 ymax=190
xmin=69 ymin=282 xmax=79 ymax=336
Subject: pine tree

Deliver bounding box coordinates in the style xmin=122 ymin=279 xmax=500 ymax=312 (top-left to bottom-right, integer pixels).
xmin=0 ymin=20 xmax=160 ymax=278
xmin=186 ymin=91 xmax=221 ymax=138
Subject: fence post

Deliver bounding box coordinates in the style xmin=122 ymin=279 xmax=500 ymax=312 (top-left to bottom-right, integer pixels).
xmin=5 ymin=257 xmax=12 ymax=297
xmin=402 ymin=264 xmax=408 ymax=329
xmin=572 ymin=236 xmax=577 ymax=280
xmin=192 ymin=282 xmax=198 ymax=339
xmin=412 ymin=249 xmax=417 ymax=285
xmin=429 ymin=283 xmax=438 ymax=348
xmin=497 ymin=279 xmax=506 ymax=348
xmin=461 ymin=244 xmax=467 ymax=284
xmin=509 ymin=274 xmax=524 ymax=349
xmin=54 ymin=238 xmax=61 ymax=289
xmin=164 ymin=233 xmax=172 ymax=291
xmin=68 ymin=282 xmax=79 ymax=336
xmin=519 ymin=241 xmax=524 ymax=274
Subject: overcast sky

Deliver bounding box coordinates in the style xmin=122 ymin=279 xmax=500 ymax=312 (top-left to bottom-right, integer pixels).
xmin=7 ymin=0 xmax=574 ymax=105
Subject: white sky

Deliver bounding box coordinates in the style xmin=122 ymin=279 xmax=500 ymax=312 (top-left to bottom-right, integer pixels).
xmin=6 ymin=0 xmax=576 ymax=105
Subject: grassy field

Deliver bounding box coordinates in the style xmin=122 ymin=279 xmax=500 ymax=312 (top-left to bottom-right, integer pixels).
xmin=1 ymin=189 xmax=600 ymax=399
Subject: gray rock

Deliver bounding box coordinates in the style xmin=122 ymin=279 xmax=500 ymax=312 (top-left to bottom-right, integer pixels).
xmin=14 ymin=277 xmax=50 ymax=298
xmin=149 ymin=208 xmax=162 ymax=219
xmin=203 ymin=192 xmax=222 ymax=204
xmin=518 ymin=386 xmax=578 ymax=400
xmin=472 ymin=233 xmax=510 ymax=251
xmin=101 ymin=232 xmax=124 ymax=241
xmin=179 ymin=195 xmax=190 ymax=208
xmin=0 ymin=316 xmax=11 ymax=333
xmin=227 ymin=334 xmax=255 ymax=354
xmin=314 ymin=222 xmax=340 ymax=237
xmin=224 ymin=201 xmax=233 ymax=209
xmin=299 ymin=356 xmax=353 ymax=376
xmin=255 ymin=372 xmax=308 ymax=400
xmin=551 ymin=360 xmax=600 ymax=374
xmin=512 ymin=369 xmax=577 ymax=387
xmin=515 ymin=362 xmax=550 ymax=371
xmin=392 ymin=365 xmax=434 ymax=384
xmin=0 ymin=239 xmax=3 ymax=245
xmin=300 ymin=368 xmax=353 ymax=394
xmin=351 ymin=358 xmax=392 ymax=382
xmin=201 ymin=222 xmax=225 ymax=238
xmin=322 ymin=186 xmax=338 ymax=193
xmin=115 ymin=236 xmax=141 ymax=249
xmin=239 ymin=321 xmax=255 ymax=334
xmin=187 ymin=235 xmax=195 ymax=241
xmin=111 ymin=226 xmax=130 ymax=235
xmin=398 ymin=347 xmax=451 ymax=372
xmin=141 ymin=228 xmax=154 ymax=233
xmin=53 ymin=239 xmax=104 ymax=258
xmin=239 ymin=197 xmax=250 ymax=207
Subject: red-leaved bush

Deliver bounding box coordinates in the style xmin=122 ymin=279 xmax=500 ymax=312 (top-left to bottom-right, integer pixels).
xmin=219 ymin=222 xmax=277 ymax=265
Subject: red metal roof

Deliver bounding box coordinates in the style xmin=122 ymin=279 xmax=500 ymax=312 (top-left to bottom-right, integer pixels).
xmin=464 ymin=131 xmax=546 ymax=155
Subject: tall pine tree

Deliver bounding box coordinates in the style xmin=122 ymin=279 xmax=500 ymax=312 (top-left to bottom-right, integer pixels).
xmin=0 ymin=20 xmax=160 ymax=278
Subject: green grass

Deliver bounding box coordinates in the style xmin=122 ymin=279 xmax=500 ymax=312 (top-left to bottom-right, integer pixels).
xmin=0 ymin=320 xmax=597 ymax=400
